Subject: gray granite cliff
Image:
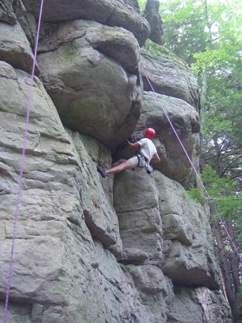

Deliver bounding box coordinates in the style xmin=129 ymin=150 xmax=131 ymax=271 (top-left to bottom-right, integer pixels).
xmin=0 ymin=0 xmax=231 ymax=322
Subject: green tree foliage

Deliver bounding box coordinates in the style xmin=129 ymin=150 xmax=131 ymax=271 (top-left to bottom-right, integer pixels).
xmin=158 ymin=0 xmax=242 ymax=186
xmin=188 ymin=165 xmax=242 ymax=225
xmin=137 ymin=0 xmax=146 ymax=10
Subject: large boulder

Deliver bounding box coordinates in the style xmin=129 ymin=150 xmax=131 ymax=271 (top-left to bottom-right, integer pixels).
xmin=37 ymin=20 xmax=142 ymax=151
xmin=141 ymin=44 xmax=201 ymax=111
xmin=22 ymin=0 xmax=150 ymax=46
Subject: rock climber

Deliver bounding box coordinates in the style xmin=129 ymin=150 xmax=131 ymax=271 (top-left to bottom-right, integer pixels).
xmin=97 ymin=128 xmax=160 ymax=178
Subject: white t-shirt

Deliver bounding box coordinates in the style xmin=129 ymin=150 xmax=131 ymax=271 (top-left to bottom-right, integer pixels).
xmin=138 ymin=138 xmax=157 ymax=163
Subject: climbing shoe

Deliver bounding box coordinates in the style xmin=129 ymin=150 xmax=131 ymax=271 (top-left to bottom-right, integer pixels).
xmin=97 ymin=166 xmax=107 ymax=178
xmin=145 ymin=164 xmax=153 ymax=174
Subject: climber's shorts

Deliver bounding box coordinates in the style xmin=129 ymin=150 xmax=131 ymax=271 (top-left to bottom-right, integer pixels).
xmin=128 ymin=156 xmax=139 ymax=168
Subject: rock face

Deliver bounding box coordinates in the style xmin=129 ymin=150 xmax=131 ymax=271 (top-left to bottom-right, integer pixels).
xmin=143 ymin=0 xmax=163 ymax=45
xmin=37 ymin=19 xmax=142 ymax=151
xmin=0 ymin=0 xmax=232 ymax=322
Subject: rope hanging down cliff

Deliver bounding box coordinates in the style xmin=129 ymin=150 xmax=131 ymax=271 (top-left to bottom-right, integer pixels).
xmin=3 ymin=1 xmax=45 ymax=322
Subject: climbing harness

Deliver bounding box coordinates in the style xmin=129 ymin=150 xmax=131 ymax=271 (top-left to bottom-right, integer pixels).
xmin=136 ymin=151 xmax=146 ymax=168
xmin=135 ymin=151 xmax=153 ymax=174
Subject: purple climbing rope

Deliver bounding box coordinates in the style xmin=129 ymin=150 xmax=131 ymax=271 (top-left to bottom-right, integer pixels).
xmin=3 ymin=1 xmax=45 ymax=322
xmin=145 ymin=75 xmax=206 ymax=191
xmin=144 ymin=74 xmax=240 ymax=258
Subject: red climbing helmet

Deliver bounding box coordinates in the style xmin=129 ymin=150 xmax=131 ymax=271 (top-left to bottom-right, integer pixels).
xmin=144 ymin=128 xmax=156 ymax=139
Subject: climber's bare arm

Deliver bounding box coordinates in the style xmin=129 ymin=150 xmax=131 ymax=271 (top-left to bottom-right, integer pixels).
xmin=127 ymin=140 xmax=140 ymax=150
xmin=151 ymin=153 xmax=160 ymax=163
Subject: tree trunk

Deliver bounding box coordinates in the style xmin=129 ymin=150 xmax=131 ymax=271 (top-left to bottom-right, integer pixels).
xmin=211 ymin=214 xmax=241 ymax=322
xmin=211 ymin=217 xmax=234 ymax=300
xmin=200 ymin=0 xmax=212 ymax=110
xmin=200 ymin=65 xmax=207 ymax=110
xmin=226 ymin=221 xmax=242 ymax=322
